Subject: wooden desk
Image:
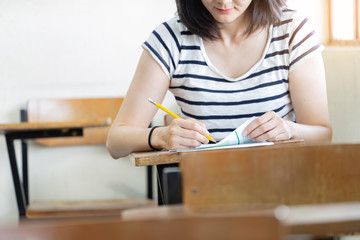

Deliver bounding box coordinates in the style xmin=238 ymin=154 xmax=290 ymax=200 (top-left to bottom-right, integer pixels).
xmin=129 ymin=150 xmax=181 ymax=167
xmin=0 ymin=119 xmax=111 ymax=217
xmin=0 ymin=119 xmax=111 ymax=133
xmin=129 ymin=140 xmax=304 ymax=205
xmin=0 ymin=213 xmax=284 ymax=240
xmin=129 ymin=140 xmax=303 ymax=167
xmin=281 ymin=202 xmax=360 ymax=237
xmin=122 ymin=202 xmax=360 ymax=238
xmin=181 ymin=143 xmax=360 ymax=212
xmin=126 ymin=143 xmax=360 ymax=237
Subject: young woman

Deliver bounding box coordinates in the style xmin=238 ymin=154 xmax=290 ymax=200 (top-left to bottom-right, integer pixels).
xmin=107 ymin=0 xmax=332 ymax=158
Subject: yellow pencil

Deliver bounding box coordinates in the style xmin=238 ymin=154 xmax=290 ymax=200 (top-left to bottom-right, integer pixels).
xmin=148 ymin=98 xmax=216 ymax=143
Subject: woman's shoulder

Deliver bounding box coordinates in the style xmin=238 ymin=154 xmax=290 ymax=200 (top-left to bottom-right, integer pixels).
xmin=149 ymin=16 xmax=200 ymax=50
xmin=278 ymin=8 xmax=310 ymax=27
xmin=153 ymin=16 xmax=188 ymax=37
xmin=143 ymin=16 xmax=196 ymax=79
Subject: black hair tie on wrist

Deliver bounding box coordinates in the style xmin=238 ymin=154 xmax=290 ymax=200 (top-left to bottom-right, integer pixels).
xmin=148 ymin=126 xmax=162 ymax=151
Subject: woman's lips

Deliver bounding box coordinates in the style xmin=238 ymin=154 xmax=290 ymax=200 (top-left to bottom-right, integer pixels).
xmin=216 ymin=8 xmax=233 ymax=13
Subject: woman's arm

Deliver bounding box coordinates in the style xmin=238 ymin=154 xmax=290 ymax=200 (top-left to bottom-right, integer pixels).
xmin=106 ymin=50 xmax=209 ymax=159
xmin=244 ymin=53 xmax=332 ymax=143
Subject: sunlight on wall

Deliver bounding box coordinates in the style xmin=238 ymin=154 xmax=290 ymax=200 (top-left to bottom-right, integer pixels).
xmin=331 ymin=0 xmax=355 ymax=40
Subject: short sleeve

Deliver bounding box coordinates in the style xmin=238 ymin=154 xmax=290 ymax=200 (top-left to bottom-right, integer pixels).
xmin=288 ymin=11 xmax=324 ymax=72
xmin=142 ymin=17 xmax=182 ymax=80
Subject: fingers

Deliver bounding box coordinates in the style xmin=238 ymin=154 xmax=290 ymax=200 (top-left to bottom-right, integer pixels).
xmin=244 ymin=111 xmax=292 ymax=142
xmin=243 ymin=112 xmax=274 ymax=136
xmin=180 ymin=118 xmax=210 ymax=138
xmin=166 ymin=118 xmax=209 ymax=150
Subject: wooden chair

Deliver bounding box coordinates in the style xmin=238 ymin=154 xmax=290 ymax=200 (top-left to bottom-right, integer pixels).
xmin=180 ymin=143 xmax=360 ymax=213
xmin=22 ymin=97 xmax=155 ymax=220
xmin=1 ymin=214 xmax=284 ymax=240
xmin=26 ymin=98 xmax=122 ymax=146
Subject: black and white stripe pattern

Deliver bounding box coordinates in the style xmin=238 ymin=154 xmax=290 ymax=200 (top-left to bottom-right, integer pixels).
xmin=143 ymin=10 xmax=323 ymax=141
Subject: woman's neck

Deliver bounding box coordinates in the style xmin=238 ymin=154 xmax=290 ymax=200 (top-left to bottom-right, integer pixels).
xmin=217 ymin=14 xmax=249 ymax=43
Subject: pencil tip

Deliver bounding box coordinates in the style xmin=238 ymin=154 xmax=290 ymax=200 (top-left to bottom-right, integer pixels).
xmin=207 ymin=136 xmax=216 ymax=143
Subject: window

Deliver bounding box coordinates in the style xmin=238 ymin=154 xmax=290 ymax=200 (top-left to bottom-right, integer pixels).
xmin=330 ymin=0 xmax=360 ymax=44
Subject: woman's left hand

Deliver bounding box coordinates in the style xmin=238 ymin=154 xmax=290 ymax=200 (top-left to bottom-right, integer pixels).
xmin=243 ymin=111 xmax=293 ymax=142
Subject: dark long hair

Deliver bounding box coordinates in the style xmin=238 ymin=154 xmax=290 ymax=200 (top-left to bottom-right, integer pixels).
xmin=176 ymin=0 xmax=287 ymax=40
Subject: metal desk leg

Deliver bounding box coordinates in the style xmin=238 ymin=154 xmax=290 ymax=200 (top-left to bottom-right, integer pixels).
xmin=5 ymin=134 xmax=26 ymax=216
xmin=20 ymin=109 xmax=29 ymax=206
xmin=21 ymin=140 xmax=28 ymax=206
xmin=4 ymin=128 xmax=83 ymax=217
xmin=146 ymin=166 xmax=153 ymax=200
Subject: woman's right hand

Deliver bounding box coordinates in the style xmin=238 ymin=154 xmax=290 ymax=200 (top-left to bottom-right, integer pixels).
xmin=151 ymin=118 xmax=210 ymax=150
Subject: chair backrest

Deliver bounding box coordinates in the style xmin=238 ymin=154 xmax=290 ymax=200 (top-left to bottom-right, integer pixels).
xmin=1 ymin=215 xmax=284 ymax=240
xmin=27 ymin=97 xmax=123 ymax=146
xmin=181 ymin=143 xmax=360 ymax=213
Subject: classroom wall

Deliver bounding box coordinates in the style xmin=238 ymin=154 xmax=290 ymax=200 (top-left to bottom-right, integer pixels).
xmin=323 ymin=47 xmax=360 ymax=143
xmin=0 ymin=0 xmax=359 ymax=227
xmin=0 ymin=0 xmax=177 ymax=226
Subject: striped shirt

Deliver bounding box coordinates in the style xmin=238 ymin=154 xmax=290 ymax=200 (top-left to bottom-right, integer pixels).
xmin=143 ymin=10 xmax=324 ymax=141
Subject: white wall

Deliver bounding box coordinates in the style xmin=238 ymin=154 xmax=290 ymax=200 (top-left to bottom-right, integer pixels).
xmin=0 ymin=0 xmax=176 ymax=226
xmin=323 ymin=47 xmax=360 ymax=143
